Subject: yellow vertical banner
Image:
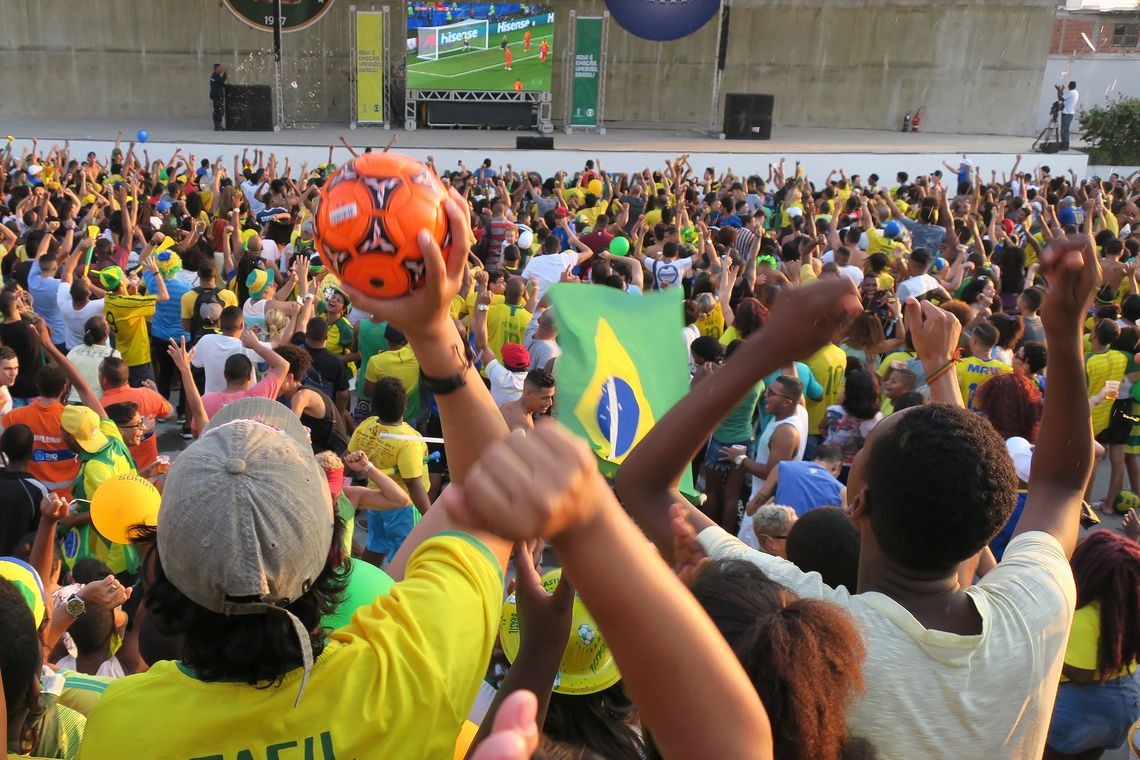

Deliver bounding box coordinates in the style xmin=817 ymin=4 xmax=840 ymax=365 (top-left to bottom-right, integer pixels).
xmin=356 ymin=10 xmax=385 ymax=123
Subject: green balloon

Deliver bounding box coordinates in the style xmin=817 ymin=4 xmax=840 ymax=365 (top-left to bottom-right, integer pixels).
xmin=321 ymin=559 xmax=395 ymax=631
xmin=608 ymin=236 xmax=631 ymax=256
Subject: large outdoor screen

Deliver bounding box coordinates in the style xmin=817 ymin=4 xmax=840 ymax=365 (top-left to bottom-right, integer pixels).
xmin=406 ymin=3 xmax=555 ymax=92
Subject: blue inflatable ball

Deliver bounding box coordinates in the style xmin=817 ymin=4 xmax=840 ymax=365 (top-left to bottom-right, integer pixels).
xmin=605 ymin=0 xmax=722 ymax=42
xmin=136 ymin=129 xmax=149 ymax=143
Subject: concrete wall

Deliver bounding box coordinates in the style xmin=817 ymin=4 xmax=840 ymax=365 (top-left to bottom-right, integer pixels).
xmin=0 ymin=0 xmax=1056 ymax=135
xmin=1035 ymin=54 xmax=1140 ymax=130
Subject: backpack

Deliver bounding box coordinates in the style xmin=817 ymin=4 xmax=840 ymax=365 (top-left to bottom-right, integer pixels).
xmin=188 ymin=286 xmax=223 ymax=345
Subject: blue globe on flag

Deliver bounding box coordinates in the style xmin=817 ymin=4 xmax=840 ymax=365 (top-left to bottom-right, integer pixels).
xmin=595 ymin=377 xmax=642 ymax=460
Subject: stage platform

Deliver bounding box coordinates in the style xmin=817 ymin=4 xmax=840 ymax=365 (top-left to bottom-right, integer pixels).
xmin=0 ymin=117 xmax=1091 ymax=181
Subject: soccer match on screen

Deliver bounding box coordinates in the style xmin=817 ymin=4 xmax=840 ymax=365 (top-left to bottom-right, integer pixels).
xmin=406 ymin=2 xmax=555 ymax=92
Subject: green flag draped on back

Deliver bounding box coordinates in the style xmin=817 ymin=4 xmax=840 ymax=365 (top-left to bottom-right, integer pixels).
xmin=547 ymin=283 xmax=697 ymax=499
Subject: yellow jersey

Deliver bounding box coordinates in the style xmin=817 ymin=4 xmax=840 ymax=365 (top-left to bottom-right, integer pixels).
xmin=77 ymin=535 xmax=503 ymax=760
xmin=486 ymin=303 xmax=532 ymax=361
xmin=363 ymin=346 xmax=421 ymax=423
xmin=695 ymin=304 xmax=725 ymax=339
xmin=805 ymin=344 xmax=848 ymax=433
xmin=348 ymin=417 xmax=429 ymax=493
xmin=104 ymin=293 xmax=157 ymax=366
xmin=956 ymin=357 xmax=1012 ymax=409
xmin=1060 ymin=601 xmax=1137 ymax=682
xmin=1086 ymin=349 xmax=1128 ymax=434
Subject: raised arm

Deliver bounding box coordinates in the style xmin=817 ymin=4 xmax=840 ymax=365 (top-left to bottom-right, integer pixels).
xmin=616 ymin=278 xmax=861 ymax=559
xmin=169 ymin=338 xmax=208 ymax=436
xmin=445 ymin=423 xmax=774 ymax=759
xmin=1013 ymin=235 xmax=1099 ymax=556
xmin=37 ymin=322 xmax=104 ymax=417
xmin=338 ymin=188 xmax=513 ymax=580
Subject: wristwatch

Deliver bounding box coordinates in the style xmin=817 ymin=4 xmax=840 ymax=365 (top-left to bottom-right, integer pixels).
xmin=420 ymin=340 xmax=477 ymax=397
xmin=476 ymin=303 xmax=490 ymax=312
xmin=733 ymin=454 xmax=747 ymax=468
xmin=65 ymin=594 xmax=87 ymax=619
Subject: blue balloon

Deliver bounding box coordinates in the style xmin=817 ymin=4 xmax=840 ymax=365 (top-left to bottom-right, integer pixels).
xmin=136 ymin=129 xmax=149 ymax=143
xmin=605 ymin=0 xmax=721 ymax=42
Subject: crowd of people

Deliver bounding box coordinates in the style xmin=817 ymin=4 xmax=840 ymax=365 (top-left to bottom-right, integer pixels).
xmin=0 ymin=135 xmax=1138 ymax=758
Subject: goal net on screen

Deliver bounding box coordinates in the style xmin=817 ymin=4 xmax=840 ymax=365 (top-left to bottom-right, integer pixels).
xmin=416 ymin=18 xmax=489 ymax=61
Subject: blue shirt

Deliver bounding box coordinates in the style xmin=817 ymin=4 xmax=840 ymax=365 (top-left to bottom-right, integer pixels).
xmin=775 ymin=460 xmax=844 ymax=516
xmin=142 ymin=271 xmax=191 ymax=342
xmin=28 ymin=260 xmax=65 ymax=339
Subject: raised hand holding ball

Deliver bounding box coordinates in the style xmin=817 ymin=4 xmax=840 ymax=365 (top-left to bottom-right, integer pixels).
xmin=314 ymin=152 xmax=451 ymax=299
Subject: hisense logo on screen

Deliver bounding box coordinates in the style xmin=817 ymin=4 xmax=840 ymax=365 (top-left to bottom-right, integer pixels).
xmin=440 ymin=28 xmax=484 ymax=44
xmin=406 ymin=2 xmax=555 ymax=92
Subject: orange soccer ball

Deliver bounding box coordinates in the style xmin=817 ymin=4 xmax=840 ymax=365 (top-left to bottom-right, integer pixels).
xmin=314 ymin=152 xmax=450 ymax=299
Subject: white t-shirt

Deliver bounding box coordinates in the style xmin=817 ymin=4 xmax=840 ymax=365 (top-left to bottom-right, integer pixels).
xmin=66 ymin=343 xmax=119 ymax=404
xmin=485 ymin=359 xmax=525 ymax=407
xmin=54 ymin=655 xmax=126 ymax=680
xmin=839 ymin=265 xmax=864 ymax=288
xmin=190 ymin=333 xmax=265 ymax=394
xmin=645 ymin=257 xmax=694 ymax=289
xmin=240 ymin=180 xmax=267 ymax=215
xmin=697 ymin=527 xmax=1075 ymax=758
xmin=1062 ymin=88 xmax=1078 ymax=116
xmin=896 ymin=274 xmax=943 ymax=302
xmin=56 ymin=290 xmax=106 ymax=350
xmin=521 ymin=252 xmax=580 ymax=301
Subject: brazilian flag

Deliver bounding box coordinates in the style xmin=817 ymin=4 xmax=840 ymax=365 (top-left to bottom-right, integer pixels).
xmin=547 ymin=284 xmax=696 ymax=498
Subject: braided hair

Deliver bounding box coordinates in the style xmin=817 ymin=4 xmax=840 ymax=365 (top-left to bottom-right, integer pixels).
xmin=1071 ymin=531 xmax=1140 ymax=682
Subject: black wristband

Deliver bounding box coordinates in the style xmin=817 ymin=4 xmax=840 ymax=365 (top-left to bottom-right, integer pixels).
xmin=419 ymin=339 xmax=477 ymax=397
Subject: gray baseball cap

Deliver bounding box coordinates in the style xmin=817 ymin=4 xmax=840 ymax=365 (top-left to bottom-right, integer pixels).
xmin=158 ymin=397 xmax=332 ymax=704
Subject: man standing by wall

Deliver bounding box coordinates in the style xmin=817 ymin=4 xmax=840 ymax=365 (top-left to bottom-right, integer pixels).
xmin=210 ymin=64 xmax=227 ymax=132
xmin=1060 ymin=80 xmax=1078 ymax=151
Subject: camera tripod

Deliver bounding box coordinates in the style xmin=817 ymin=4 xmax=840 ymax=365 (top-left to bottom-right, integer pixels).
xmin=1033 ymin=110 xmax=1062 ymax=153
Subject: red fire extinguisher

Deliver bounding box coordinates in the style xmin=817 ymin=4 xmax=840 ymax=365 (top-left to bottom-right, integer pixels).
xmin=911 ymin=108 xmax=923 ymax=133
xmin=902 ymin=112 xmax=911 ymax=132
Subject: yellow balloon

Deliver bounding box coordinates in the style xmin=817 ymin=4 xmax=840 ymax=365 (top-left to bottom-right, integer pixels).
xmin=587 ymin=179 xmax=603 ymax=196
xmin=90 ymin=474 xmax=161 ymax=545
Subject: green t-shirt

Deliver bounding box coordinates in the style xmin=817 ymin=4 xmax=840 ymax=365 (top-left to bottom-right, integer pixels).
xmin=356 ymin=319 xmax=389 ymax=399
xmin=714 ymin=381 xmax=764 ymax=443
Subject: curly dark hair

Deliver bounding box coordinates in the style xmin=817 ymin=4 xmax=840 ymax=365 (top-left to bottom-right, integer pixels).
xmin=0 ymin=577 xmax=41 ymax=711
xmin=866 ymin=403 xmax=1017 ymax=571
xmin=273 ymin=342 xmax=313 ymax=380
xmin=1071 ymin=531 xmax=1140 ymax=682
xmin=786 ymin=507 xmax=861 ymax=593
xmin=987 ymin=313 xmax=1024 ymax=350
xmin=690 ymin=559 xmax=874 ymax=760
xmin=973 ymin=371 xmax=1042 ymax=442
xmin=543 ymin=683 xmax=644 ymax=760
xmin=841 ymin=369 xmax=881 ymax=420
xmin=733 ymin=297 xmax=768 ymax=339
xmin=144 ymin=518 xmax=348 ymax=687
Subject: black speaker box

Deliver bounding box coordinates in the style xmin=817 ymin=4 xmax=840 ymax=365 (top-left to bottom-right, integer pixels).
xmin=723 ymin=93 xmax=774 ymax=140
xmin=516 ymin=136 xmax=554 ymax=150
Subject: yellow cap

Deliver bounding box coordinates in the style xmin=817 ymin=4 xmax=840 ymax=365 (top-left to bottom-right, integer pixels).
xmin=499 ymin=569 xmax=621 ymax=695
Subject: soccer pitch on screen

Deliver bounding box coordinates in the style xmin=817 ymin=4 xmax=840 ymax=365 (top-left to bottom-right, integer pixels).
xmin=406 ymin=3 xmax=554 ymax=92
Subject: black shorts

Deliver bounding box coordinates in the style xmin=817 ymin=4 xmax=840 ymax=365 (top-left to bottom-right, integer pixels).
xmin=1096 ymin=398 xmax=1132 ymax=446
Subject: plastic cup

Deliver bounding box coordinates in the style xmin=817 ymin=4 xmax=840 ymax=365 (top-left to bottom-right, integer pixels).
xmin=154 ymin=455 xmax=171 ymax=475
xmin=1105 ymin=380 xmax=1120 ymax=400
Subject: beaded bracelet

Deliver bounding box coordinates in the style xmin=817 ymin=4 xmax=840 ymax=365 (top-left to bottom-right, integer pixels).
xmin=925 ymin=359 xmax=957 ymax=385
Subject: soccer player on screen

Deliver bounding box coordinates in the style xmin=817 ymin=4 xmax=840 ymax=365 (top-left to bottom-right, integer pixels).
xmin=504 ymin=45 xmax=513 ymax=71
xmin=514 ymin=79 xmax=523 ymax=92
xmin=463 ymin=38 xmax=471 ymax=54
xmin=501 ymin=36 xmax=509 ymax=51
xmin=524 ymin=29 xmax=532 ymax=51
xmin=540 ymin=39 xmax=549 ymax=63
